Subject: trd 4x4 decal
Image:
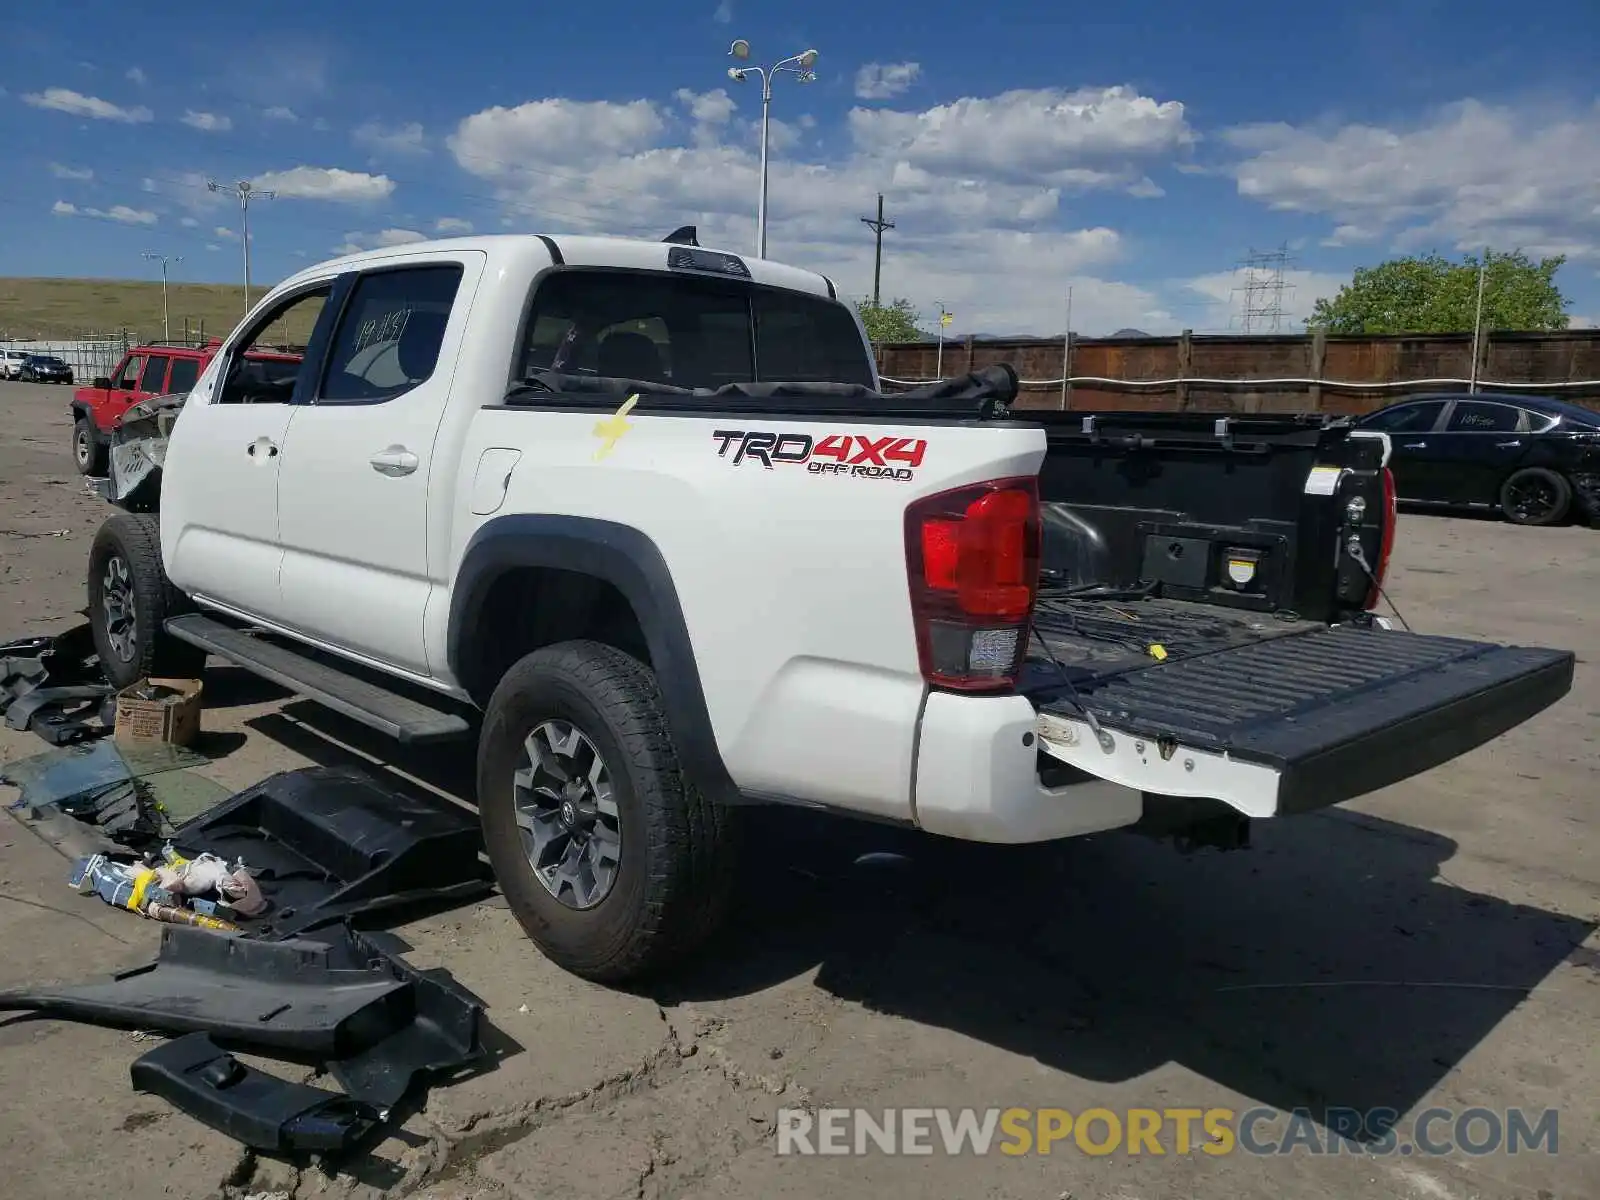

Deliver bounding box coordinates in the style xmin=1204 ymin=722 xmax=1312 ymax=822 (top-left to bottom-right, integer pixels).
xmin=712 ymin=430 xmax=927 ymax=481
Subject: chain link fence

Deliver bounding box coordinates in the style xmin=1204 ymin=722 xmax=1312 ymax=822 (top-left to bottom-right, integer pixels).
xmin=0 ymin=331 xmax=135 ymax=380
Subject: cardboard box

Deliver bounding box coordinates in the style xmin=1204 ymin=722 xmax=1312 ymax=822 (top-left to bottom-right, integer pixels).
xmin=114 ymin=677 xmax=203 ymax=746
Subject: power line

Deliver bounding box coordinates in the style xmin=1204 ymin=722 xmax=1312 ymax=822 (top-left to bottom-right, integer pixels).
xmin=859 ymin=193 xmax=895 ymax=307
xmin=1233 ymin=243 xmax=1294 ymax=333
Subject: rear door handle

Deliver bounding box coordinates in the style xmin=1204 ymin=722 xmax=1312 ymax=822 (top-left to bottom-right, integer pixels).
xmin=370 ymin=445 xmax=419 ymax=476
xmin=1496 ymin=439 xmax=1522 ymax=448
xmin=1401 ymin=441 xmax=1426 ymax=449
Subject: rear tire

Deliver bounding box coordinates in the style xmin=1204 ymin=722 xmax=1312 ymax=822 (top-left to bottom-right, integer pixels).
xmin=87 ymin=513 xmax=207 ymax=690
xmin=476 ymin=640 xmax=737 ymax=983
xmin=73 ymin=416 xmax=106 ymax=476
xmin=1500 ymin=467 xmax=1571 ymax=526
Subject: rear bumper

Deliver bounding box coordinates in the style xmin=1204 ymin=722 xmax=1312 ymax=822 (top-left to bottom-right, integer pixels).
xmin=913 ymin=628 xmax=1573 ymax=844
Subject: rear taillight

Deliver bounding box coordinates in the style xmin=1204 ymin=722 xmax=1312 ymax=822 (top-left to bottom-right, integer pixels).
xmin=1365 ymin=466 xmax=1398 ymax=611
xmin=905 ymin=477 xmax=1042 ymax=691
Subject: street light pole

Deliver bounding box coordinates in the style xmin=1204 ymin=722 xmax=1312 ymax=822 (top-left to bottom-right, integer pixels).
xmin=141 ymin=251 xmax=183 ymax=342
xmin=727 ymin=40 xmax=818 ymax=259
xmin=207 ymin=178 xmax=276 ymax=316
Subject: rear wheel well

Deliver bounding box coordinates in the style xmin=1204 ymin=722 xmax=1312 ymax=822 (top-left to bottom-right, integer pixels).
xmin=462 ymin=567 xmax=650 ymax=705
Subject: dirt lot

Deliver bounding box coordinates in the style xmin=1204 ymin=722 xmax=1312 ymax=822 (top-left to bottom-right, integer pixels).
xmin=1 ymin=378 xmax=1597 ymax=1200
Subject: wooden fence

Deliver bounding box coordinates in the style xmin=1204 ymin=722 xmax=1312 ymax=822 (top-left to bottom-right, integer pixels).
xmin=874 ymin=329 xmax=1600 ymax=414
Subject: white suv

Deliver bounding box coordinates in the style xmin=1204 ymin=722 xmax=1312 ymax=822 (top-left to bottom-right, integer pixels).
xmin=0 ymin=349 xmax=30 ymax=379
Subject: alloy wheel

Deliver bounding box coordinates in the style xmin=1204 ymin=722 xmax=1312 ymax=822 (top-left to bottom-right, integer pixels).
xmin=513 ymin=719 xmax=623 ymax=910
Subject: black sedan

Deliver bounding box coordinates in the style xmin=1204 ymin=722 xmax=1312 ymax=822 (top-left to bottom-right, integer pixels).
xmin=1355 ymin=392 xmax=1600 ymax=526
xmin=18 ymin=355 xmax=74 ymax=384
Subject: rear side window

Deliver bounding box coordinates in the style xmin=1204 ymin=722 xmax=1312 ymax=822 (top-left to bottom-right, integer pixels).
xmin=1447 ymin=401 xmax=1522 ymax=433
xmin=517 ymin=269 xmax=872 ymax=392
xmin=167 ymin=356 xmax=201 ymax=394
xmin=320 ymin=264 xmax=463 ymax=404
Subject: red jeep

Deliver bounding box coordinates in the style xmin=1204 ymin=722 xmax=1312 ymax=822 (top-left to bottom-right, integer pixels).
xmin=70 ymin=340 xmax=301 ymax=475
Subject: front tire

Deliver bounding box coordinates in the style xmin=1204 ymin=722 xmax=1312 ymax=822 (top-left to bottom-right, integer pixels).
xmin=73 ymin=416 xmax=107 ymax=476
xmin=1500 ymin=467 xmax=1571 ymax=526
xmin=87 ymin=513 xmax=207 ymax=690
xmin=477 ymin=640 xmax=737 ymax=983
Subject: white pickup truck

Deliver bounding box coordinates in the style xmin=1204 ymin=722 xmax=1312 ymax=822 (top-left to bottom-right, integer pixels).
xmin=84 ymin=231 xmax=1575 ymax=982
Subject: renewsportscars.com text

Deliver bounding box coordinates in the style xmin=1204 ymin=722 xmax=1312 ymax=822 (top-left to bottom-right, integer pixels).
xmin=775 ymin=1106 xmax=1559 ymax=1157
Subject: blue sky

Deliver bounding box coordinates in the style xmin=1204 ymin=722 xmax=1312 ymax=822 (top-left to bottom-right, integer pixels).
xmin=3 ymin=0 xmax=1597 ymax=334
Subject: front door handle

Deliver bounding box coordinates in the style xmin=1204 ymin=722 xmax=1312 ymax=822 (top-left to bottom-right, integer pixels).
xmin=1401 ymin=441 xmax=1426 ymax=449
xmin=246 ymin=437 xmax=279 ymax=459
xmin=370 ymin=445 xmax=420 ymax=476
xmin=1496 ymin=439 xmax=1523 ymax=448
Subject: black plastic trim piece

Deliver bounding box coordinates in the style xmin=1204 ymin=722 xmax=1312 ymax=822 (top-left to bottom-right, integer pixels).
xmin=447 ymin=515 xmax=738 ymax=802
xmin=536 ymin=234 xmax=564 ymax=265
xmin=821 ymin=273 xmax=837 ymax=300
xmin=132 ymin=1033 xmax=381 ymax=1154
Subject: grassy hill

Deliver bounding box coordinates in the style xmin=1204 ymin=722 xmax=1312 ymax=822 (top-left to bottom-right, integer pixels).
xmin=0 ymin=277 xmax=265 ymax=342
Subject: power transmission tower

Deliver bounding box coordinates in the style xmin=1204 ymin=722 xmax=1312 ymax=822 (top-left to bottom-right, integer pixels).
xmin=1232 ymin=243 xmax=1294 ymax=333
xmin=207 ymin=179 xmax=276 ymax=316
xmin=859 ymin=194 xmax=895 ymax=307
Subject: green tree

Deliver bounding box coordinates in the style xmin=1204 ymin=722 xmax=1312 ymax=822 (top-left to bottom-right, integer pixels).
xmin=855 ymin=297 xmax=924 ymax=342
xmin=1306 ymin=250 xmax=1570 ymax=334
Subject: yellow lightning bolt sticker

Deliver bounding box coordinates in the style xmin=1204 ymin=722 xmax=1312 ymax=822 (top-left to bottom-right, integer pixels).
xmin=592 ymin=394 xmax=639 ymax=461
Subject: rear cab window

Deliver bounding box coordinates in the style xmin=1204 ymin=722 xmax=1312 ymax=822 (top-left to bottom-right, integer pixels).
xmin=518 ymin=269 xmax=874 ymax=393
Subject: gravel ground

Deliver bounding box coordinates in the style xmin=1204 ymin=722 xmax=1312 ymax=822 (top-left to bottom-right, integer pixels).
xmin=1 ymin=379 xmax=1596 ymax=1200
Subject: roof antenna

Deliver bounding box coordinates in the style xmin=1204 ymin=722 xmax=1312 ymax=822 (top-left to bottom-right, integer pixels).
xmin=662 ymin=225 xmax=699 ymax=246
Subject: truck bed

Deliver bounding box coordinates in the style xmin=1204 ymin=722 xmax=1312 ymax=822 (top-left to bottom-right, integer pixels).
xmin=1024 ymin=590 xmax=1574 ymax=814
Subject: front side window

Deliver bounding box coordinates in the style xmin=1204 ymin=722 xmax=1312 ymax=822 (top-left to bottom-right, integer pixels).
xmin=319 ymin=265 xmax=463 ymax=404
xmin=1364 ymin=401 xmax=1444 ymax=433
xmin=114 ymin=355 xmax=146 ymax=389
xmin=517 ymin=270 xmax=873 ymax=393
xmin=215 ymin=287 xmax=326 ymax=405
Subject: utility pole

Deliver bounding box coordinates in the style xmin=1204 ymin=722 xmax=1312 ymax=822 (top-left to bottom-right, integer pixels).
xmin=207 ymin=179 xmax=275 ymax=315
xmin=859 ymin=194 xmax=895 ymax=307
xmin=141 ymin=251 xmax=182 ymax=343
xmin=1469 ymin=247 xmax=1490 ymax=394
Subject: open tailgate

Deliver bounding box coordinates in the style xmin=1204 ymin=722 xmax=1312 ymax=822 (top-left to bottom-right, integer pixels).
xmin=1031 ymin=626 xmax=1574 ymax=816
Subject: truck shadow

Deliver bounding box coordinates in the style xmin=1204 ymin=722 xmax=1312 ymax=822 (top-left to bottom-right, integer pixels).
xmin=249 ymin=703 xmax=1593 ymax=1135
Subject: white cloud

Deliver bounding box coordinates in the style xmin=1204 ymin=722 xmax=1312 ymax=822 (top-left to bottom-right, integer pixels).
xmin=449 ymin=98 xmax=665 ymax=176
xmin=435 ymin=216 xmax=474 ymax=233
xmin=49 ymin=163 xmax=93 ymax=181
xmin=854 ymin=62 xmax=921 ymax=101
xmin=713 ymin=0 xmax=732 ymax=22
xmin=215 ymin=225 xmax=239 ymax=240
xmin=206 ymin=243 xmax=221 ymax=252
xmin=850 ymin=86 xmax=1194 ymax=187
xmin=353 ymin=120 xmax=428 ymax=155
xmin=264 ymin=105 xmax=298 ymax=122
xmin=126 ymin=68 xmax=147 ymax=86
xmin=181 ymin=109 xmax=233 ymax=132
xmin=252 ymin=166 xmax=396 ymax=202
xmin=141 ymin=177 xmax=157 ymax=192
xmin=335 ymin=228 xmax=430 ymax=253
xmin=312 ymin=117 xmax=331 ymax=132
xmin=180 ymin=216 xmax=199 ymax=228
xmin=675 ymin=88 xmax=736 ymax=127
xmin=23 ymin=87 xmax=152 ymax=123
xmin=1181 ymin=268 xmax=1353 ymax=331
xmin=1226 ymin=98 xmax=1600 ymax=262
xmin=447 ymin=82 xmax=1206 ymax=334
xmin=53 ymin=200 xmax=157 ymax=225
